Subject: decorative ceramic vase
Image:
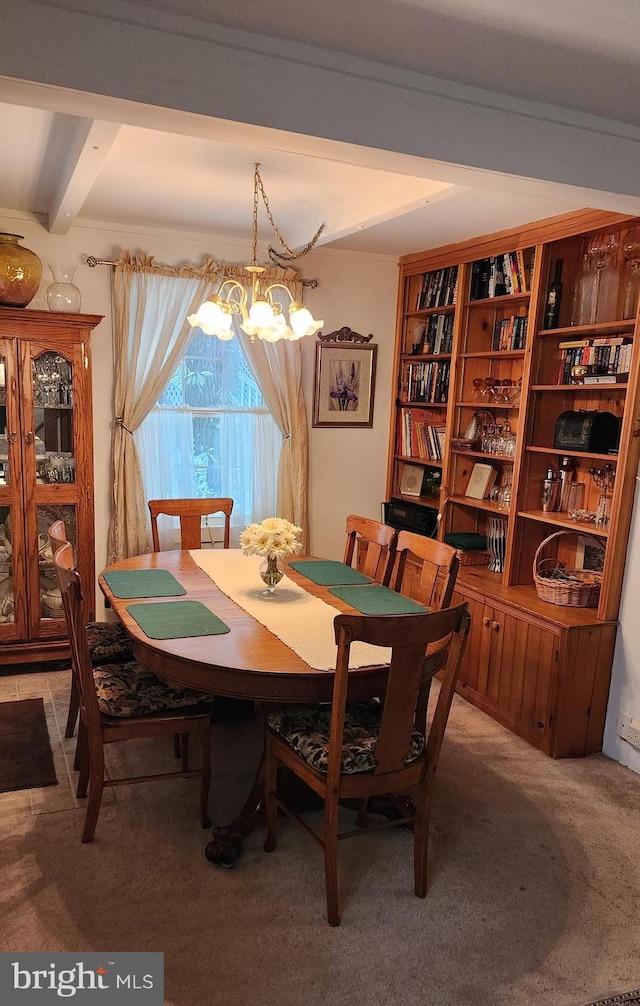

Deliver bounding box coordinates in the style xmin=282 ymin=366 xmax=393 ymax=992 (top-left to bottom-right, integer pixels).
xmin=260 ymin=555 xmax=284 ymax=594
xmin=0 ymin=233 xmax=42 ymax=308
xmin=486 ymin=517 xmax=507 ymax=574
xmin=46 ymin=265 xmax=81 ymax=313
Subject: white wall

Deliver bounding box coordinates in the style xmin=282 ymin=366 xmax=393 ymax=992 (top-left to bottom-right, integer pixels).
xmin=0 ymin=209 xmax=397 ymax=611
xmin=604 ymin=478 xmax=640 ymax=771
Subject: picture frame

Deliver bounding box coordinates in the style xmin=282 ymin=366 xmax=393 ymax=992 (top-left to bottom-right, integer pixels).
xmin=312 ymin=337 xmax=377 ymax=428
xmin=574 ymin=535 xmax=605 ymax=572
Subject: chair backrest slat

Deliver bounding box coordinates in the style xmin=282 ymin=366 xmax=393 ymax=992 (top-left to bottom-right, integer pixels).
xmin=148 ymin=497 xmax=234 ymax=551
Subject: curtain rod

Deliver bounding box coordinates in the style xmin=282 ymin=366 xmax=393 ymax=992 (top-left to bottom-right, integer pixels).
xmin=85 ymin=255 xmax=319 ymax=287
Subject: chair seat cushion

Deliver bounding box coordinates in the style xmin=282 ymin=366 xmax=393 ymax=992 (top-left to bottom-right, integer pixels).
xmin=86 ymin=621 xmax=133 ymax=664
xmin=266 ymin=700 xmax=425 ymax=775
xmin=93 ymin=661 xmax=213 ymax=718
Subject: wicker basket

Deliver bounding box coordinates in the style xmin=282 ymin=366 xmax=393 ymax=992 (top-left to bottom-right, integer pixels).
xmin=533 ymin=530 xmax=604 ymax=607
xmin=456 ymin=549 xmax=490 ymax=567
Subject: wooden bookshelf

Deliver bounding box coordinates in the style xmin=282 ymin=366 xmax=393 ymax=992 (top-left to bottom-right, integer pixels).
xmin=386 ymin=209 xmax=640 ymax=757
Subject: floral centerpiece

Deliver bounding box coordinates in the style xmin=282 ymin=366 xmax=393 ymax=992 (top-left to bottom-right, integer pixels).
xmin=239 ymin=517 xmax=303 ymax=593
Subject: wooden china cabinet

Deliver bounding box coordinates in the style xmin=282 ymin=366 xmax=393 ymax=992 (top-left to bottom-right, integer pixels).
xmin=387 ymin=209 xmax=640 ymax=757
xmin=0 ymin=308 xmax=101 ymax=665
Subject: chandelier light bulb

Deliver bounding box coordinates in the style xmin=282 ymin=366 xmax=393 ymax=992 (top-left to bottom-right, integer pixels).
xmin=248 ymin=295 xmax=275 ymax=327
xmin=289 ymin=302 xmax=323 ymax=338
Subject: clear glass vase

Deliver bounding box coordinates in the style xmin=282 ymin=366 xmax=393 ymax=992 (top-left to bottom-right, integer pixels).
xmin=46 ymin=265 xmax=81 ymax=314
xmin=260 ymin=556 xmax=284 ymax=594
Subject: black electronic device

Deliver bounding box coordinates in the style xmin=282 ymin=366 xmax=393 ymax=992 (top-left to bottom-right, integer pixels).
xmin=382 ymin=499 xmax=438 ymax=537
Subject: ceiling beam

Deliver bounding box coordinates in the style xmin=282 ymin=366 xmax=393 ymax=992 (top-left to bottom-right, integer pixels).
xmin=47 ymin=117 xmax=121 ymax=234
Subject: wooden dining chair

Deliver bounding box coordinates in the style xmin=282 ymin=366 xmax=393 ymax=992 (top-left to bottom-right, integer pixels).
xmin=390 ymin=530 xmax=461 ymax=730
xmin=343 ymin=515 xmax=396 ymax=584
xmin=390 ymin=530 xmax=459 ymax=611
xmin=264 ymin=602 xmax=471 ymax=926
xmin=148 ymin=497 xmax=234 ymax=551
xmin=48 ymin=520 xmax=134 ymax=739
xmin=52 ymin=542 xmax=215 ymax=843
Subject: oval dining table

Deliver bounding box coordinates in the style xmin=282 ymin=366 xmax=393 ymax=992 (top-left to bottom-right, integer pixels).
xmin=99 ymin=549 xmax=391 ymax=866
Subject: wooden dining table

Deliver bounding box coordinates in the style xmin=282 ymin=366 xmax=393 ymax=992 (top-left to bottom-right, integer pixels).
xmin=99 ymin=548 xmax=391 ymax=865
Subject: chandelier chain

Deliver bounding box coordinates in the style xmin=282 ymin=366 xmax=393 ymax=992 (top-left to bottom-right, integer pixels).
xmin=253 ymin=163 xmax=325 ymax=265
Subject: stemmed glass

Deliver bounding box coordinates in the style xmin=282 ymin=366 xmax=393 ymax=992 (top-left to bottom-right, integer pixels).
xmin=586 ymin=232 xmax=620 ymax=323
xmin=622 ymin=227 xmax=640 ymax=320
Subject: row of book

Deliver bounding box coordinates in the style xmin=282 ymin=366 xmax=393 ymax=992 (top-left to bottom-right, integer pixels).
xmin=398 ymin=410 xmax=447 ymax=461
xmin=558 ymin=337 xmax=632 ymax=384
xmin=416 ymin=265 xmax=458 ymax=310
xmin=420 ymin=313 xmax=455 ymax=355
xmin=404 ymin=360 xmax=450 ymax=403
xmin=492 ymin=314 xmax=529 ymax=351
xmin=470 ymin=251 xmax=530 ymax=300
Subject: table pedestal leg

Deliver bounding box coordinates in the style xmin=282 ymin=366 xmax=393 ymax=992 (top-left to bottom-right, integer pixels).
xmin=204 ymin=753 xmax=265 ymax=868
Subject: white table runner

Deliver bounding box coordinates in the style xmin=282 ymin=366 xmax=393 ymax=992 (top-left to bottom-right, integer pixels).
xmin=189 ymin=549 xmax=390 ymax=671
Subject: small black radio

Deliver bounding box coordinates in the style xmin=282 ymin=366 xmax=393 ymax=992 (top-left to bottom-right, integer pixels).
xmin=382 ymin=499 xmax=438 ymax=537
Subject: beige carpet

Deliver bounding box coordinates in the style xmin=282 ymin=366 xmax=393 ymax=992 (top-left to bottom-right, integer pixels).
xmin=1 ymin=668 xmax=639 ymax=1006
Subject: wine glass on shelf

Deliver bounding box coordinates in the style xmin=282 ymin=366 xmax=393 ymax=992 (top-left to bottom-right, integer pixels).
xmin=586 ymin=232 xmax=620 ymax=324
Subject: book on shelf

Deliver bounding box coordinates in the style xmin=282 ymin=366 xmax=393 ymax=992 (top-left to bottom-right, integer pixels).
xmin=404 ymin=359 xmax=450 ymax=403
xmin=492 ymin=314 xmax=528 ymax=351
xmin=397 ymin=408 xmax=446 ymax=460
xmin=464 ymin=463 xmax=497 ymax=500
xmin=558 ymin=339 xmax=632 ymax=384
xmin=417 ymin=265 xmax=459 ymax=310
xmin=470 ymin=251 xmax=530 ymax=300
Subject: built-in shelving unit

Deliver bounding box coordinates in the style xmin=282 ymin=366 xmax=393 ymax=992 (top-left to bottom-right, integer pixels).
xmin=386 ymin=209 xmax=640 ymax=757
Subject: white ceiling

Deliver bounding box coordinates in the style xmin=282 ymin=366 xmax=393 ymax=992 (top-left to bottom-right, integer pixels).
xmin=1 ymin=0 xmax=639 ymax=257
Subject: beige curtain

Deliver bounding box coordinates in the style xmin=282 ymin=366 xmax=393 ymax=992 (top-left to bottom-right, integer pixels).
xmin=236 ymin=267 xmax=310 ymax=546
xmin=108 ymin=256 xmax=310 ymax=560
xmin=107 ymin=253 xmax=221 ymax=561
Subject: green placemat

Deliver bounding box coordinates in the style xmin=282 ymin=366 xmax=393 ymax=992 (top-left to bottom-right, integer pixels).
xmin=328 ymin=585 xmax=427 ymax=615
xmin=103 ymin=569 xmax=187 ymax=599
xmin=125 ymin=600 xmax=230 ymax=639
xmin=288 ymin=560 xmax=372 ymax=586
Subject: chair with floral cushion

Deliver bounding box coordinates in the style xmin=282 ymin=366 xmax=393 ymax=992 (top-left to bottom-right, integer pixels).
xmin=343 ymin=515 xmax=396 ymax=584
xmin=48 ymin=520 xmax=134 ymax=740
xmin=148 ymin=497 xmax=234 ymax=551
xmin=263 ymin=602 xmax=471 ymax=926
xmin=52 ymin=542 xmax=215 ymax=843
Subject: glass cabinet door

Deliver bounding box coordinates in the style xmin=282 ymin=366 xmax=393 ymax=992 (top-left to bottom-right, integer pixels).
xmin=32 ymin=350 xmax=76 ymax=485
xmin=22 ymin=343 xmax=82 ymax=640
xmin=0 ymin=341 xmax=28 ymax=641
xmin=36 ymin=503 xmax=78 ymax=626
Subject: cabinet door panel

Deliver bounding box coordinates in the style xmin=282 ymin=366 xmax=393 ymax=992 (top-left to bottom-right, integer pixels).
xmin=451 ymin=589 xmax=489 ymax=693
xmin=0 ymin=341 xmax=27 ymax=641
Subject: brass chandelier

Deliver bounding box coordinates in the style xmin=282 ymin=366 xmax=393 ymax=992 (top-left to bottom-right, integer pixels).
xmin=188 ymin=163 xmax=324 ymax=343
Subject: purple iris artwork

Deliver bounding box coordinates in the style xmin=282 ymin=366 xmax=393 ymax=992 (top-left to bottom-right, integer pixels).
xmin=328 ymin=359 xmax=360 ymax=411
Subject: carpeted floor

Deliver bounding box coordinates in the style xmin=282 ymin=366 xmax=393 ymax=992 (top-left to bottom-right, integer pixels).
xmin=584 ymin=993 xmax=640 ymax=1005
xmin=0 ymin=668 xmax=639 ymax=1006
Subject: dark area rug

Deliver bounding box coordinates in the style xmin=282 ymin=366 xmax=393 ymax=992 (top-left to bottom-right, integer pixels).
xmin=584 ymin=992 xmax=640 ymax=1005
xmin=0 ymin=697 xmax=57 ymax=792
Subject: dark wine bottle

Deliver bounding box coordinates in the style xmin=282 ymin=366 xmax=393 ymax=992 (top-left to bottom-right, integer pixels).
xmin=544 ymin=259 xmax=563 ymax=329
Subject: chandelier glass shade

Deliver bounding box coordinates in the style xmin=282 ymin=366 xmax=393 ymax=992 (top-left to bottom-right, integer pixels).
xmin=188 ymin=164 xmax=324 ymax=343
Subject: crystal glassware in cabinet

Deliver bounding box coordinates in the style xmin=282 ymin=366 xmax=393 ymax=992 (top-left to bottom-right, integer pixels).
xmin=586 ymin=232 xmax=620 ymax=324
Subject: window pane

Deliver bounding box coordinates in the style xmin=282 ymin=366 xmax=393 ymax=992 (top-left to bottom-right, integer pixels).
xmin=158 ymin=331 xmax=264 ymax=409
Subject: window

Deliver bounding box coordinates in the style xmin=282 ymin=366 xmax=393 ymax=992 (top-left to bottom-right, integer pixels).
xmin=136 ymin=330 xmax=281 ymax=546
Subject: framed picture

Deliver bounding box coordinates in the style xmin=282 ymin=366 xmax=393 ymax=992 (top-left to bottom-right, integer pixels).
xmin=312 ymin=341 xmax=377 ymax=428
xmin=574 ymin=535 xmax=605 ymax=572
